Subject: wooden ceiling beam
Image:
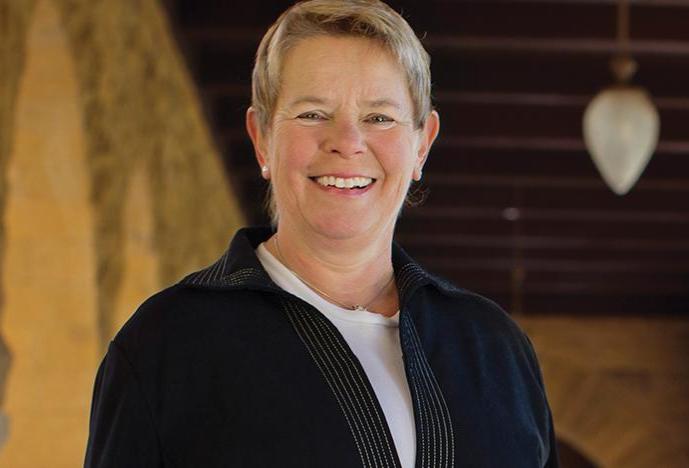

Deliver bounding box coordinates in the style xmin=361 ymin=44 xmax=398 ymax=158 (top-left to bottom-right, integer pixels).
xmin=396 ymin=216 xmax=689 ymax=240
xmin=427 ymin=36 xmax=689 ymax=55
xmin=183 ymin=27 xmax=264 ymax=44
xmin=395 ymin=233 xmax=689 ymax=252
xmin=407 ymin=206 xmax=689 ymax=223
xmin=420 ymin=256 xmax=689 ymax=274
xmin=516 ymin=294 xmax=689 ymax=315
xmin=436 ymin=136 xmax=689 ymax=154
xmin=436 ymin=91 xmax=689 ymax=111
xmin=424 ymin=174 xmax=689 ymax=191
xmin=503 ymin=0 xmax=689 ymax=6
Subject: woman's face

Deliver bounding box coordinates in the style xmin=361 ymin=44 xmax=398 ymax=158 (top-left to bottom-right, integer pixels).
xmin=248 ymin=35 xmax=439 ymax=241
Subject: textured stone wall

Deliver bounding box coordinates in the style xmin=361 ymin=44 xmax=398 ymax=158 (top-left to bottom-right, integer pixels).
xmin=1 ymin=3 xmax=100 ymax=463
xmin=1 ymin=0 xmax=244 ymax=348
xmin=0 ymin=0 xmax=36 ymax=452
xmin=54 ymin=0 xmax=245 ymax=346
xmin=0 ymin=0 xmax=244 ymax=465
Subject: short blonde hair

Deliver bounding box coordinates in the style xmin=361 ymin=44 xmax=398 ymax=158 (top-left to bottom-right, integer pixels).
xmin=250 ymin=0 xmax=433 ymax=225
xmin=251 ymin=0 xmax=432 ymax=132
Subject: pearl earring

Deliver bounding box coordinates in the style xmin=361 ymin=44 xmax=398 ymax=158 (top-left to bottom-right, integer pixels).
xmin=261 ymin=165 xmax=269 ymax=174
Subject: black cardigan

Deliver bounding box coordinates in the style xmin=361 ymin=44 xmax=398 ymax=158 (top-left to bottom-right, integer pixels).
xmin=84 ymin=226 xmax=559 ymax=467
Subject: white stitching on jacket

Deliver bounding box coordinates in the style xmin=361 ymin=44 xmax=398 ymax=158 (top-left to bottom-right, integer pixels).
xmin=401 ymin=313 xmax=455 ymax=468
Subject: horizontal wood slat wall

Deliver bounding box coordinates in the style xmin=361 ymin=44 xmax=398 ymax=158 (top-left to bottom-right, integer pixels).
xmin=163 ymin=0 xmax=689 ymax=316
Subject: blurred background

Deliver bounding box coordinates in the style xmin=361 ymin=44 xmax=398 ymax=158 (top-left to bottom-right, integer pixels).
xmin=0 ymin=0 xmax=687 ymax=467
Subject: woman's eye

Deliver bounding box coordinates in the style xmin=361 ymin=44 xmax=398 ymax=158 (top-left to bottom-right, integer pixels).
xmin=297 ymin=112 xmax=325 ymax=120
xmin=367 ymin=114 xmax=395 ymax=124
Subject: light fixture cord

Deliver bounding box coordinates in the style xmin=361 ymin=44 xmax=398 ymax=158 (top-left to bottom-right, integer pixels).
xmin=617 ymin=0 xmax=630 ymax=56
xmin=611 ymin=0 xmax=636 ymax=84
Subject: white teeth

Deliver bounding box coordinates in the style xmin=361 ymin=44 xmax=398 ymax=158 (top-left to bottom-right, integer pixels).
xmin=315 ymin=176 xmax=373 ymax=189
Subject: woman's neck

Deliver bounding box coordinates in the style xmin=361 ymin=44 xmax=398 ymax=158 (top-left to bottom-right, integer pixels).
xmin=264 ymin=224 xmax=399 ymax=317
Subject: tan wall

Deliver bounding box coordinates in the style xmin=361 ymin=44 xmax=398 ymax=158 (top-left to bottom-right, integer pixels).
xmin=0 ymin=0 xmax=244 ymax=466
xmin=1 ymin=1 xmax=99 ymax=463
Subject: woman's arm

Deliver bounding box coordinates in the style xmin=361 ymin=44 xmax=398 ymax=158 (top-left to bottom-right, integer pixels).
xmin=522 ymin=334 xmax=561 ymax=468
xmin=543 ymin=405 xmax=560 ymax=467
xmin=84 ymin=341 xmax=163 ymax=468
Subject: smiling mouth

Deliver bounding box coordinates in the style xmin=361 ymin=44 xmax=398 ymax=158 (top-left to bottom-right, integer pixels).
xmin=310 ymin=176 xmax=376 ymax=189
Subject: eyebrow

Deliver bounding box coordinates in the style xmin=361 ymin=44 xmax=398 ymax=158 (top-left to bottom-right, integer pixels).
xmin=287 ymin=96 xmax=402 ymax=110
xmin=364 ymin=99 xmax=402 ymax=110
xmin=287 ymin=96 xmax=329 ymax=107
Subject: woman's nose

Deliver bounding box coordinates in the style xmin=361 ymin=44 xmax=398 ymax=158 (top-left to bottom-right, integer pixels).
xmin=323 ymin=120 xmax=366 ymax=158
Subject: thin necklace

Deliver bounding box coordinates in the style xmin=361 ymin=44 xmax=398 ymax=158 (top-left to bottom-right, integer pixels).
xmin=272 ymin=235 xmax=395 ymax=313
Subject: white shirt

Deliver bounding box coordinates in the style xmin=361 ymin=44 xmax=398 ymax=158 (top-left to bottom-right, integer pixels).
xmin=256 ymin=243 xmax=416 ymax=468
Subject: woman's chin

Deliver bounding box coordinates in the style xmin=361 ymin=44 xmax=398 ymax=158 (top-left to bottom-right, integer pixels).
xmin=306 ymin=215 xmax=378 ymax=241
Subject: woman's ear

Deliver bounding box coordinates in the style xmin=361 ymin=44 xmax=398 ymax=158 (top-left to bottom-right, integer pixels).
xmin=413 ymin=110 xmax=440 ymax=181
xmin=246 ymin=107 xmax=270 ymax=179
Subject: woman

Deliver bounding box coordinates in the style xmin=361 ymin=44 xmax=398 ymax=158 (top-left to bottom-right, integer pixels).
xmin=85 ymin=1 xmax=559 ymax=467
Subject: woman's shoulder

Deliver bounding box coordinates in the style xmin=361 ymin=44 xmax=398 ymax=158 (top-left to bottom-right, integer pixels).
xmin=111 ymin=281 xmax=273 ymax=364
xmin=394 ymin=246 xmax=520 ymax=336
xmin=423 ymin=271 xmax=509 ymax=317
xmin=114 ymin=283 xmax=189 ymax=334
xmin=418 ymin=271 xmax=531 ymax=345
xmin=111 ymin=284 xmax=200 ymax=359
xmin=418 ymin=272 xmax=546 ymax=384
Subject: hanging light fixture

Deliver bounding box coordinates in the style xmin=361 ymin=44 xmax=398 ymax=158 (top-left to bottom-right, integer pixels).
xmin=582 ymin=0 xmax=660 ymax=195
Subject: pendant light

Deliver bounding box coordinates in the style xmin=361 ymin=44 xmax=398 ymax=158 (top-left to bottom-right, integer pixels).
xmin=582 ymin=0 xmax=660 ymax=195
